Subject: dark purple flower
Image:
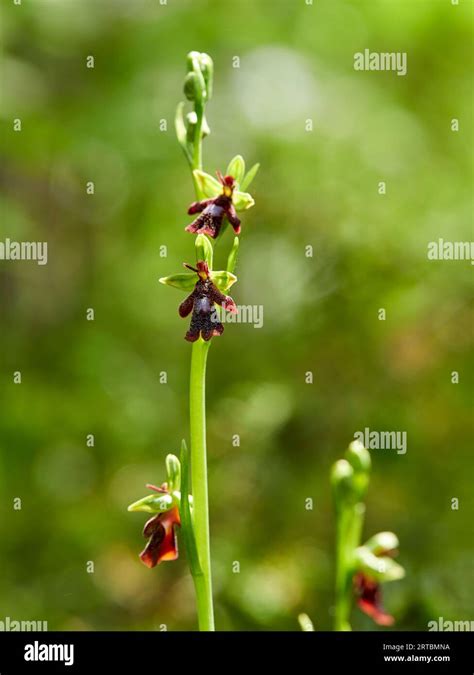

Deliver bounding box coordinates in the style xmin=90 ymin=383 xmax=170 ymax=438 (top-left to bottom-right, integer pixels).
xmin=185 ymin=172 xmax=241 ymax=239
xmin=353 ymin=572 xmax=395 ymax=626
xmin=179 ymin=261 xmax=237 ymax=342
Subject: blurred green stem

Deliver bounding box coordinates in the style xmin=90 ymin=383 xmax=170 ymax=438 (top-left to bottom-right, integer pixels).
xmin=334 ymin=502 xmax=365 ymax=631
xmin=189 ymin=339 xmax=214 ymax=631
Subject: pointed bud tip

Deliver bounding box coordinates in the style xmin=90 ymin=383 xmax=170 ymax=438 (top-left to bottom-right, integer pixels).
xmin=346 ymin=440 xmax=371 ymax=474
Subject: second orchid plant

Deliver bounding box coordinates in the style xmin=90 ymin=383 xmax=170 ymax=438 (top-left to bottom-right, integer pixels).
xmin=128 ymin=52 xmax=259 ymax=631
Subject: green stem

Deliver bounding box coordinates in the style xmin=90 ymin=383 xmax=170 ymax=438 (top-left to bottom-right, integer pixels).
xmin=193 ymin=102 xmax=204 ymax=174
xmin=334 ymin=501 xmax=365 ymax=631
xmin=334 ymin=507 xmax=352 ymax=631
xmin=189 ymin=339 xmax=214 ymax=631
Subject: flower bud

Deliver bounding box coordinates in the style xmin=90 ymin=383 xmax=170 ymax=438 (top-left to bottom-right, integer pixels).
xmin=166 ymin=454 xmax=181 ymax=493
xmin=346 ymin=440 xmax=371 ymax=474
xmin=186 ymin=51 xmax=201 ymax=71
xmin=199 ymin=53 xmax=214 ymax=100
xmin=345 ymin=440 xmax=371 ymax=500
xmin=184 ymin=72 xmax=202 ymax=102
xmin=331 ymin=459 xmax=355 ymax=505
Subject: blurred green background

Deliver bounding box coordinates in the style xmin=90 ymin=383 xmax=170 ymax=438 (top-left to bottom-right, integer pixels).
xmin=1 ymin=0 xmax=472 ymax=631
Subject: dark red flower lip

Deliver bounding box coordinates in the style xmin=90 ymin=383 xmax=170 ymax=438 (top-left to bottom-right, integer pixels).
xmin=139 ymin=506 xmax=181 ymax=569
xmin=354 ymin=572 xmax=395 ymax=626
xmin=185 ymin=171 xmax=241 ymax=239
xmin=179 ymin=261 xmax=237 ymax=341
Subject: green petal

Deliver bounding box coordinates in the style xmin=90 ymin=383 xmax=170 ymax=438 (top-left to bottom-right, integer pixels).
xmin=240 ymin=163 xmax=260 ymax=191
xmin=226 ymin=236 xmax=240 ymax=274
xmin=226 ymin=155 xmax=245 ymax=184
xmin=232 ymin=190 xmax=255 ymax=211
xmin=211 ymin=270 xmax=237 ymax=292
xmin=195 ymin=233 xmax=213 ymax=268
xmin=159 ymin=273 xmax=196 ymax=291
xmin=193 ymin=170 xmax=222 ymax=198
xmin=127 ymin=492 xmax=173 ymax=515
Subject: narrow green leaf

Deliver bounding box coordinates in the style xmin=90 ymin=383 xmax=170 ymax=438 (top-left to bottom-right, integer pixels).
xmin=226 ymin=155 xmax=245 ymax=184
xmin=240 ymin=162 xmax=260 ymax=191
xmin=193 ymin=170 xmax=222 ymax=198
xmin=159 ymin=273 xmax=196 ymax=291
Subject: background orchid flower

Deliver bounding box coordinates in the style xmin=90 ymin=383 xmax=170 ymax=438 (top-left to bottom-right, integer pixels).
xmin=128 ymin=455 xmax=187 ymax=568
xmin=331 ymin=442 xmax=405 ymax=630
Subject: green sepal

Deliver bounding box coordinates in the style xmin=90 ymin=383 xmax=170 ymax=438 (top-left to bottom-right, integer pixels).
xmin=127 ymin=492 xmax=174 ymax=515
xmin=193 ymin=170 xmax=222 ymax=198
xmin=363 ymin=532 xmax=399 ymax=556
xmin=195 ymin=234 xmax=213 ymax=268
xmin=175 ymin=102 xmax=191 ymax=160
xmin=354 ymin=546 xmax=405 ymax=583
xmin=211 ymin=270 xmax=237 ymax=292
xmin=226 ymin=155 xmax=245 ymax=184
xmin=166 ymin=454 xmax=181 ymax=493
xmin=159 ymin=273 xmax=196 ymax=292
xmin=240 ymin=163 xmax=260 ymax=191
xmin=232 ymin=190 xmax=255 ymax=211
xmin=226 ymin=237 xmax=239 ymax=274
